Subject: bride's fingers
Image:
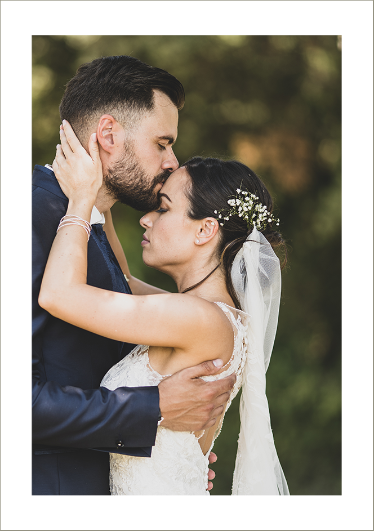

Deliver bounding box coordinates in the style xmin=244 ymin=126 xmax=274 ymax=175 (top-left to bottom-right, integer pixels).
xmin=55 ymin=144 xmax=66 ymax=163
xmin=59 ymin=127 xmax=74 ymax=157
xmin=52 ymin=146 xmax=64 ymax=176
xmin=52 ymin=156 xmax=59 ymax=175
xmin=61 ymin=120 xmax=85 ymax=154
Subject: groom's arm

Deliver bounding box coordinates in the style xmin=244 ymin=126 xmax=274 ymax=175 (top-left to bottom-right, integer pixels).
xmin=32 ymin=181 xmax=159 ymax=451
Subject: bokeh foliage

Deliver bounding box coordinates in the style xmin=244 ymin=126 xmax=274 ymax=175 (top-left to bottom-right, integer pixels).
xmin=32 ymin=35 xmax=341 ymax=495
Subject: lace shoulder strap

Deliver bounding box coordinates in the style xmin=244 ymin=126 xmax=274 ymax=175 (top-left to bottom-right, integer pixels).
xmin=201 ymin=302 xmax=248 ymax=383
xmin=195 ymin=302 xmax=249 ymax=451
xmin=213 ymin=301 xmax=250 ymax=332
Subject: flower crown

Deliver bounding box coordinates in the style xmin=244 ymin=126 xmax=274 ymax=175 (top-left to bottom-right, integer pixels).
xmin=214 ymin=188 xmax=280 ymax=231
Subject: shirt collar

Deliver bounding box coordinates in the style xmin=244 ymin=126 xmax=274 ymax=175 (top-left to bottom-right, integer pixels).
xmin=90 ymin=205 xmax=105 ymax=225
xmin=45 ymin=164 xmax=105 ymax=225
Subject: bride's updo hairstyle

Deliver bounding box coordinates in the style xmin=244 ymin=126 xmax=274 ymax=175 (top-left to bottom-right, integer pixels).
xmin=182 ymin=157 xmax=286 ymax=310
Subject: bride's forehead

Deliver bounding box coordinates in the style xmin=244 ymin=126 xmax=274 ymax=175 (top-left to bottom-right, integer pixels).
xmin=162 ymin=167 xmax=190 ymax=195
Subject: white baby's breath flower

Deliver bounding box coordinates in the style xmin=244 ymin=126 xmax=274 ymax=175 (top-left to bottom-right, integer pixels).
xmin=214 ymin=188 xmax=280 ymax=231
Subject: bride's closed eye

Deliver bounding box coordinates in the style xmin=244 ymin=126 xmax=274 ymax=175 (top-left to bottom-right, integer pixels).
xmin=156 ymin=207 xmax=168 ymax=214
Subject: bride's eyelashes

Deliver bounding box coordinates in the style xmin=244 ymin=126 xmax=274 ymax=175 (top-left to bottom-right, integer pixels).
xmin=156 ymin=207 xmax=168 ymax=214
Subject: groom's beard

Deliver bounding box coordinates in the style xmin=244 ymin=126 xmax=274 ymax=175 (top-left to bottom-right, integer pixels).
xmin=104 ymin=144 xmax=171 ymax=212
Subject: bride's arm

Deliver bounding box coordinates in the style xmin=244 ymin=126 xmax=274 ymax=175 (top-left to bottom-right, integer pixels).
xmin=103 ymin=209 xmax=168 ymax=295
xmin=40 ymin=122 xmax=230 ymax=362
xmin=39 ymin=216 xmax=219 ymax=351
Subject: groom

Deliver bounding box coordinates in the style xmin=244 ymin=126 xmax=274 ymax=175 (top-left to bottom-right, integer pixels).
xmin=32 ymin=55 xmax=236 ymax=495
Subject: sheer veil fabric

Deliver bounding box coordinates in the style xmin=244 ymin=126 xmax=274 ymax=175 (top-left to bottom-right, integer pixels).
xmin=231 ymin=226 xmax=289 ymax=495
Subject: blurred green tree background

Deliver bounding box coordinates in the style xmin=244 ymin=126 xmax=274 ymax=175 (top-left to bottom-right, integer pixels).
xmin=32 ymin=35 xmax=341 ymax=495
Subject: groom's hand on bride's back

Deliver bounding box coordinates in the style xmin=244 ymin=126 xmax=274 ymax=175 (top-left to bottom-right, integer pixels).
xmin=158 ymin=359 xmax=236 ymax=432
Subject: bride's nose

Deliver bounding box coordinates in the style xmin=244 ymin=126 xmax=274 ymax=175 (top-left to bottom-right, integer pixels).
xmin=140 ymin=213 xmax=152 ymax=229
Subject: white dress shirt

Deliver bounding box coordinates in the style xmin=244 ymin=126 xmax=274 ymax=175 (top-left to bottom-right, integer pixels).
xmin=45 ymin=164 xmax=105 ymax=225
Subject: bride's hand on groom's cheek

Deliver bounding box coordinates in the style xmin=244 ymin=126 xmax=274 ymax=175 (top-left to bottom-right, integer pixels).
xmin=52 ymin=120 xmax=102 ymax=202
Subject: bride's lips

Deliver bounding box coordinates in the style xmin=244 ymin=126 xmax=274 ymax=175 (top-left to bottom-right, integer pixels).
xmin=141 ymin=234 xmax=150 ymax=247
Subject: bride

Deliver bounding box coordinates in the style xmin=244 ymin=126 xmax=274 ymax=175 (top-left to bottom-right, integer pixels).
xmin=39 ymin=123 xmax=289 ymax=495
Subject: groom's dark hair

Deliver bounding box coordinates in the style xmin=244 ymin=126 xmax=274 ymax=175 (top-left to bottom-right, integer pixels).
xmin=59 ymin=55 xmax=185 ymax=144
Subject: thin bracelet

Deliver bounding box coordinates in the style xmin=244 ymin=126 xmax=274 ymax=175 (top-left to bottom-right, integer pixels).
xmin=58 ymin=214 xmax=91 ymax=230
xmin=57 ymin=215 xmax=91 ymax=242
xmin=57 ymin=221 xmax=91 ymax=241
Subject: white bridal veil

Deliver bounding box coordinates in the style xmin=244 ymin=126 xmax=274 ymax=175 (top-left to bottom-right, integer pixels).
xmin=231 ymin=226 xmax=289 ymax=495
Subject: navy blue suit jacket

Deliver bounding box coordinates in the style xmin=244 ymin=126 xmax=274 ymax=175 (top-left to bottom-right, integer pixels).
xmin=32 ymin=165 xmax=159 ymax=463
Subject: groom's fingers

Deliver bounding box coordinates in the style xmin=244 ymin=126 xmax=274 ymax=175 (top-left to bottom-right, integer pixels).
xmin=204 ymin=372 xmax=236 ymax=400
xmin=158 ymin=361 xmax=236 ymax=432
xmin=208 ymin=468 xmax=215 ymax=480
xmin=183 ymin=359 xmax=234 ymax=380
xmin=181 ymin=359 xmax=236 ymax=409
xmin=204 ymin=404 xmax=226 ymax=429
xmin=208 ymin=452 xmax=217 ymax=464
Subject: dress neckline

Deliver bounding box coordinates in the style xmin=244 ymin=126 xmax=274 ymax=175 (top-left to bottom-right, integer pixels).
xmin=144 ymin=346 xmax=172 ymax=380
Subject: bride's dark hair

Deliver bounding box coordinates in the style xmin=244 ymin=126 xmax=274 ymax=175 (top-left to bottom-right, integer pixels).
xmin=182 ymin=157 xmax=287 ymax=310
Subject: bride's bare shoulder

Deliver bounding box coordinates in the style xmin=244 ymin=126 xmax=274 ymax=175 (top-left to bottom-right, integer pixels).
xmin=175 ymin=294 xmax=236 ymax=361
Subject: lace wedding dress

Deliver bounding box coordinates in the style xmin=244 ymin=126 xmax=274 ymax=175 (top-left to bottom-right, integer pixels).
xmin=101 ymin=302 xmax=248 ymax=495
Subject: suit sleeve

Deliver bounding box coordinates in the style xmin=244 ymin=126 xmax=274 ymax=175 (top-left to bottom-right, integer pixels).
xmin=32 ymin=185 xmax=159 ymax=450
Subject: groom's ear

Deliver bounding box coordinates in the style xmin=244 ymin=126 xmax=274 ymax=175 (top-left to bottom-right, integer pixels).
xmin=96 ymin=114 xmax=124 ymax=154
